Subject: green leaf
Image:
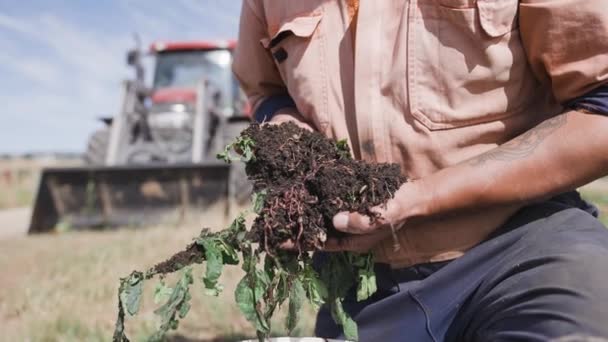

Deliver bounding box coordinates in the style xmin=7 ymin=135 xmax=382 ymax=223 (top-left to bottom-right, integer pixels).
xmin=216 ymin=150 xmax=232 ymax=164
xmin=276 ymin=273 xmax=289 ymax=306
xmin=241 ymin=244 xmax=257 ymax=273
xmin=330 ymin=298 xmax=358 ymax=341
xmin=286 ymin=278 xmax=305 ymax=333
xmin=336 ymin=139 xmax=348 ymax=150
xmin=237 ymin=136 xmax=256 ymax=162
xmin=152 ymin=268 xmax=194 ymax=339
xmin=252 ymin=190 xmax=267 ymax=214
xmin=216 ymin=136 xmax=256 ymax=164
xmin=200 ymin=239 xmax=224 ymax=296
xmin=235 ymin=270 xmax=270 ymax=333
xmin=302 ymin=265 xmax=328 ymax=308
xmin=354 ymin=253 xmax=377 ymax=302
xmin=120 ymin=271 xmax=144 ymax=316
xmin=219 ymin=241 xmax=239 ymax=265
xmin=178 ymin=291 xmax=192 ymax=318
xmin=335 ymin=139 xmax=352 ymax=159
xmin=153 ymin=281 xmax=173 ymax=304
xmin=356 ymin=269 xmax=377 ymax=302
xmin=229 ymin=214 xmax=247 ymax=234
xmin=321 ymin=253 xmax=360 ymax=339
xmin=322 ymin=253 xmax=356 ymax=297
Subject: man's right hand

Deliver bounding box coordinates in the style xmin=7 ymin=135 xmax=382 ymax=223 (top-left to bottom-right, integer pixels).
xmin=267 ymin=109 xmax=314 ymax=132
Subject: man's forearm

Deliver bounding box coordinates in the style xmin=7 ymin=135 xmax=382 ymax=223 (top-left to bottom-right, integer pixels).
xmin=414 ymin=111 xmax=608 ymax=219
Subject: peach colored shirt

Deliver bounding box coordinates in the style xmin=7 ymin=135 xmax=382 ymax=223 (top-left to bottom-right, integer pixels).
xmin=233 ymin=0 xmax=608 ymax=267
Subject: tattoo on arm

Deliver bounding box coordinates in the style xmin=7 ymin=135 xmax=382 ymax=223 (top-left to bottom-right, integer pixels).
xmin=467 ymin=113 xmax=568 ymax=166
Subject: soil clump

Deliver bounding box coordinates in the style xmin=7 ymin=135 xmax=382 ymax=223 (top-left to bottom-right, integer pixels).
xmin=241 ymin=123 xmax=406 ymax=252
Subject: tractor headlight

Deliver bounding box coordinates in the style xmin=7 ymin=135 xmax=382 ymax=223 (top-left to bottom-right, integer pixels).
xmin=148 ymin=111 xmax=192 ymax=130
xmin=148 ymin=111 xmax=193 ymax=154
xmin=170 ymin=103 xmax=186 ymax=113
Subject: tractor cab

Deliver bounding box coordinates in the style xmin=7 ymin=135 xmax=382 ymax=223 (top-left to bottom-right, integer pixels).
xmin=149 ymin=40 xmax=245 ymax=118
xmin=119 ymin=40 xmax=249 ymax=162
xmin=91 ymin=40 xmax=250 ymax=166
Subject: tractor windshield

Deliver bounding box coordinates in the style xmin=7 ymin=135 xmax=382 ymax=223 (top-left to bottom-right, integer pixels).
xmin=154 ymin=49 xmax=233 ymax=91
xmin=153 ymin=49 xmax=242 ymax=113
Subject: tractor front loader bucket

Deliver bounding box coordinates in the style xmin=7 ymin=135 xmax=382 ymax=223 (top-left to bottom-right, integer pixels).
xmin=28 ymin=163 xmax=230 ymax=233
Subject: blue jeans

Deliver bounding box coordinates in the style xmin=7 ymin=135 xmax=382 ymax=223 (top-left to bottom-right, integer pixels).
xmin=315 ymin=192 xmax=608 ymax=341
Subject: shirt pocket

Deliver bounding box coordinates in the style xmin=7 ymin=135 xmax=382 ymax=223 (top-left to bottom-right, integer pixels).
xmin=260 ymin=13 xmax=329 ymax=131
xmin=408 ymin=0 xmax=536 ymax=130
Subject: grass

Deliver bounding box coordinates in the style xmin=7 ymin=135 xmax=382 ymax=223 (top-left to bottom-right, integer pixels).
xmin=0 ymin=170 xmax=37 ymax=209
xmin=580 ymin=189 xmax=608 ymax=225
xmin=0 ymin=207 xmax=316 ymax=342
xmin=0 ymin=158 xmax=80 ymax=209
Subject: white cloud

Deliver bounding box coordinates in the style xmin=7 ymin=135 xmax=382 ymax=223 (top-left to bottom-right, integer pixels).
xmin=0 ymin=13 xmax=34 ymax=35
xmin=0 ymin=54 xmax=63 ymax=88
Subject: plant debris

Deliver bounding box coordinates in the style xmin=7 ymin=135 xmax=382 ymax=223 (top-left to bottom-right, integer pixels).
xmin=113 ymin=122 xmax=407 ymax=342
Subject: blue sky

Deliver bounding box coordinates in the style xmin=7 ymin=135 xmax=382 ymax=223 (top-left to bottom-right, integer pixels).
xmin=0 ymin=1 xmax=241 ymax=154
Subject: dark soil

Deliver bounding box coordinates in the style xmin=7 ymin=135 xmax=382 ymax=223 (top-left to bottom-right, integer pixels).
xmin=151 ymin=235 xmax=206 ymax=275
xmin=241 ymin=123 xmax=406 ymax=252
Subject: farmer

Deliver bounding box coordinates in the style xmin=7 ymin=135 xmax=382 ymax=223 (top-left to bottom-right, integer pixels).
xmin=233 ymin=1 xmax=608 ymax=340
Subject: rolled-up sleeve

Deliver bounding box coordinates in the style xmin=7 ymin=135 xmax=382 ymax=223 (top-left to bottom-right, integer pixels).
xmin=519 ymin=0 xmax=608 ymax=104
xmin=232 ymin=0 xmax=294 ymax=120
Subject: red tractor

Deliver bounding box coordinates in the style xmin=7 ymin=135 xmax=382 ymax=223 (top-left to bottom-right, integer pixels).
xmin=29 ymin=40 xmax=252 ymax=233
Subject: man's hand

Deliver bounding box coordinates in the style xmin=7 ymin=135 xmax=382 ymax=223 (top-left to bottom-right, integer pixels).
xmin=324 ymin=181 xmax=427 ymax=252
xmin=267 ymin=108 xmax=314 ymax=132
xmin=324 ymin=111 xmax=608 ymax=253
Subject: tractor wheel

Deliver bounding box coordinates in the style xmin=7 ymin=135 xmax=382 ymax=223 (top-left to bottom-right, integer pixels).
xmin=224 ymin=120 xmax=253 ymax=205
xmin=84 ymin=128 xmax=110 ymax=165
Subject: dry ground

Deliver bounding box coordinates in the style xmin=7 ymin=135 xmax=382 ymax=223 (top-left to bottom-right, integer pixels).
xmin=0 ymin=207 xmax=30 ymax=239
xmin=0 ymin=158 xmax=80 ymax=210
xmin=0 ymin=205 xmax=316 ymax=342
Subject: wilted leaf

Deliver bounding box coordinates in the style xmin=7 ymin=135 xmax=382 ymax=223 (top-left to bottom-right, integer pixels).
xmin=241 ymin=244 xmax=257 ymax=273
xmin=229 ymin=214 xmax=247 ymax=233
xmin=252 ymin=190 xmax=267 ymax=214
xmin=152 ymin=268 xmax=194 ymax=339
xmin=153 ymin=281 xmax=173 ymax=304
xmin=300 ymin=264 xmax=327 ymax=308
xmin=113 ymin=279 xmax=130 ymax=342
xmin=178 ymin=292 xmax=192 ymax=318
xmin=356 ymin=270 xmax=376 ymax=302
xmin=322 ymin=253 xmax=356 ymax=297
xmin=120 ymin=271 xmax=144 ymax=316
xmin=286 ymin=278 xmax=305 ymax=333
xmin=354 ymin=253 xmax=377 ymax=302
xmin=235 ymin=271 xmax=270 ymax=333
xmin=275 ymin=273 xmax=289 ymax=305
xmin=200 ymin=239 xmax=224 ymax=296
xmin=321 ymin=253 xmax=360 ymax=340
xmin=331 ymin=298 xmax=358 ymax=341
xmin=219 ymin=241 xmax=239 ymax=265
